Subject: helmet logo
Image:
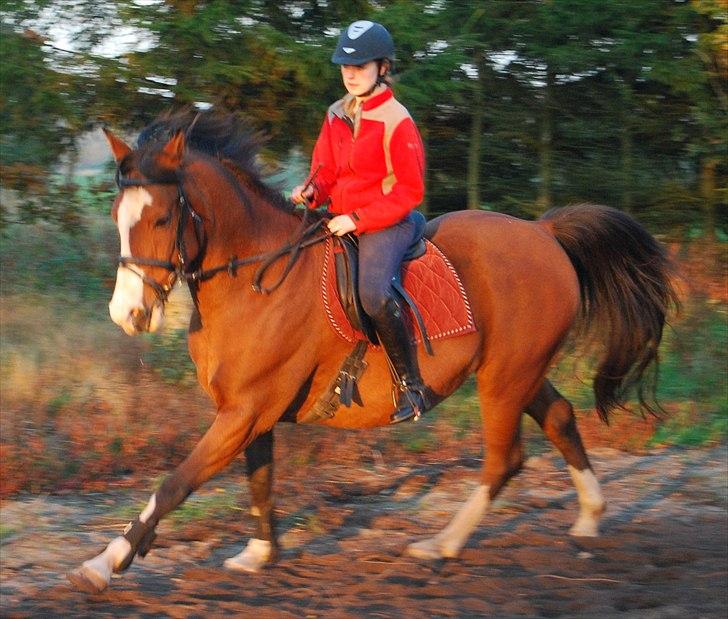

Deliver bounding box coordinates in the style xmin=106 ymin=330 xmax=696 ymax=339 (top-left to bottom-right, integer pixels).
xmin=347 ymin=20 xmax=374 ymax=40
xmin=343 ymin=47 xmax=355 ymax=54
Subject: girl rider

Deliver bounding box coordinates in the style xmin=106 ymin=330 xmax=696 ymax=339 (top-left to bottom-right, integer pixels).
xmin=291 ymin=20 xmax=428 ymax=424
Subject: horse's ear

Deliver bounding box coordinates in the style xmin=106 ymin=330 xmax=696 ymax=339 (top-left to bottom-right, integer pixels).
xmin=102 ymin=127 xmax=132 ymax=163
xmin=158 ymin=130 xmax=186 ymax=169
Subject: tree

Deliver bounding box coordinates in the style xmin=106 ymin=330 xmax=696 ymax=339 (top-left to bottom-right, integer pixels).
xmin=0 ymin=23 xmax=94 ymax=228
xmin=509 ymin=0 xmax=713 ymax=225
xmin=0 ymin=0 xmax=724 ymax=236
xmin=105 ymin=1 xmax=347 ymax=152
xmin=683 ymin=0 xmax=728 ymax=238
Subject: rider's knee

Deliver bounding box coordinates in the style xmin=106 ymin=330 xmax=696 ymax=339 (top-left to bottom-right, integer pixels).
xmin=360 ymin=286 xmax=392 ymax=318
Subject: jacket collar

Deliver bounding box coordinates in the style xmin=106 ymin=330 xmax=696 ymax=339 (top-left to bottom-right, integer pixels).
xmin=361 ymin=87 xmax=393 ymax=111
xmin=341 ymin=87 xmax=393 ymax=117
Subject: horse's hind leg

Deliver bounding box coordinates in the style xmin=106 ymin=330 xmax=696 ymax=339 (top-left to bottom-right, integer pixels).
xmin=224 ymin=429 xmax=279 ymax=573
xmin=525 ymin=379 xmax=605 ymax=536
xmin=407 ymin=376 xmax=529 ymax=560
xmin=68 ymin=409 xmax=259 ymax=593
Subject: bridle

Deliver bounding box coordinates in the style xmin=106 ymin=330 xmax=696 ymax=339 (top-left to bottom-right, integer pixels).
xmin=115 ymin=169 xmax=329 ymax=303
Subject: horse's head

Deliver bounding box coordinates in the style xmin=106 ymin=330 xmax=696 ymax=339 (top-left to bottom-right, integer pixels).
xmin=103 ymin=109 xmax=307 ymax=334
xmin=104 ymin=128 xmax=188 ymax=335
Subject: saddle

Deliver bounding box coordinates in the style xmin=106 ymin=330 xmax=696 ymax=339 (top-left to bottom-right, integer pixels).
xmin=322 ymin=226 xmax=476 ymax=349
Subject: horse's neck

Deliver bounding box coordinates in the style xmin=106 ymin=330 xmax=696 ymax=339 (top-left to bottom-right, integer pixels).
xmin=182 ymin=159 xmax=333 ymax=378
xmin=185 ymin=158 xmax=300 ymax=267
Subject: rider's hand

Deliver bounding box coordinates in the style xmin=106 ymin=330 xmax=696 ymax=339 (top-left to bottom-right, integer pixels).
xmin=327 ymin=214 xmax=357 ymax=236
xmin=291 ymin=183 xmax=315 ymax=205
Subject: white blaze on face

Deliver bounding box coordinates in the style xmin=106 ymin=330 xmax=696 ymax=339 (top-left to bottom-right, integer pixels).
xmin=109 ymin=187 xmax=161 ymax=334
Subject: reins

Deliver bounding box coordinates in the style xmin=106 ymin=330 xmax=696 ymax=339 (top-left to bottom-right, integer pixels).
xmin=115 ymin=170 xmax=330 ymax=301
xmin=193 ymin=211 xmax=327 ymax=294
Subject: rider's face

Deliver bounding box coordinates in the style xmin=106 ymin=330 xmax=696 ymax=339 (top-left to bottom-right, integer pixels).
xmin=340 ymin=61 xmax=381 ymax=97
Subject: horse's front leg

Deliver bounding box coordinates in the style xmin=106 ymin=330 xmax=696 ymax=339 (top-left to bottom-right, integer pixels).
xmin=67 ymin=409 xmax=259 ymax=593
xmin=224 ymin=429 xmax=278 ymax=573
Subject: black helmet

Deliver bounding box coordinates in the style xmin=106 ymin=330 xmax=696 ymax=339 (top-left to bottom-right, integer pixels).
xmin=331 ymin=20 xmax=395 ymax=65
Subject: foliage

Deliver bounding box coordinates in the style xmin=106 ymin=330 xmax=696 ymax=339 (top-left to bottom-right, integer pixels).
xmin=0 ymin=184 xmax=116 ymax=303
xmin=166 ymin=490 xmax=244 ymax=527
xmin=395 ymin=421 xmax=438 ymax=453
xmin=655 ymin=298 xmax=727 ymax=416
xmin=0 ymin=0 xmax=725 ymax=231
xmin=648 ymin=404 xmax=726 ymax=447
xmin=0 ymin=524 xmax=17 ymax=542
xmin=143 ymin=328 xmax=197 ymax=386
xmin=0 ymin=26 xmax=85 ymax=191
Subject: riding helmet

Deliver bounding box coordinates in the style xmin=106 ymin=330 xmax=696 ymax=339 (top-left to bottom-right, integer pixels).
xmin=331 ymin=20 xmax=395 ymax=65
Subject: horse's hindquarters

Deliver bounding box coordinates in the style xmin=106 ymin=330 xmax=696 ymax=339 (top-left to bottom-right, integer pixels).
xmin=427 ymin=211 xmax=580 ymax=347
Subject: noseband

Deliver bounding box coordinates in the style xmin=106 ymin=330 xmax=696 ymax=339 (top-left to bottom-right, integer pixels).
xmin=115 ymin=170 xmax=328 ymax=303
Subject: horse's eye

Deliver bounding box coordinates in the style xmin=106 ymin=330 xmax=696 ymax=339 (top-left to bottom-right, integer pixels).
xmin=154 ymin=213 xmax=172 ymax=228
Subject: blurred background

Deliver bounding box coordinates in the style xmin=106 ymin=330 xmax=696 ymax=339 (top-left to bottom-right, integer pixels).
xmin=0 ymin=0 xmax=725 ymax=497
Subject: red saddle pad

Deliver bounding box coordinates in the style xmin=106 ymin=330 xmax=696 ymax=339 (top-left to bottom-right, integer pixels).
xmin=321 ymin=238 xmax=477 ymax=346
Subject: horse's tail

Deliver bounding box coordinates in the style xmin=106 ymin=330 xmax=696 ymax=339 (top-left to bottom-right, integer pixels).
xmin=539 ymin=204 xmax=679 ymax=423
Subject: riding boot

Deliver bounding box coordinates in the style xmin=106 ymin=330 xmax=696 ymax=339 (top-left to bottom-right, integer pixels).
xmin=372 ymin=296 xmax=429 ymax=424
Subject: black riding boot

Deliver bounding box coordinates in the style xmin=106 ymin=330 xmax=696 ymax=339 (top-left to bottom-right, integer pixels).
xmin=372 ymin=296 xmax=429 ymax=424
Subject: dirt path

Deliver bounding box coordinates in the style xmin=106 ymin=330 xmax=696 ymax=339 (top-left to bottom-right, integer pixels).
xmin=1 ymin=445 xmax=726 ymax=618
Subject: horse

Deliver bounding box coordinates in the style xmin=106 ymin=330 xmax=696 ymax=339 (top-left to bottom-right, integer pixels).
xmin=68 ymin=109 xmax=677 ymax=593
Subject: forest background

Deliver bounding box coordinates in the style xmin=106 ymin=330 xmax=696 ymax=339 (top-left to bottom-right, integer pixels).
xmin=0 ymin=0 xmax=726 ymax=496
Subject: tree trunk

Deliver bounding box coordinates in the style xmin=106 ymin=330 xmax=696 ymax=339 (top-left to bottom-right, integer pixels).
xmin=61 ymin=142 xmax=80 ymax=230
xmin=537 ymin=67 xmax=555 ymax=214
xmin=420 ymin=122 xmax=430 ymax=217
xmin=620 ymin=122 xmax=633 ymax=213
xmin=467 ymin=49 xmax=484 ymax=210
xmin=700 ymin=157 xmax=718 ymax=240
xmin=618 ymin=82 xmax=634 ymax=213
xmin=64 ymin=144 xmax=79 ymax=189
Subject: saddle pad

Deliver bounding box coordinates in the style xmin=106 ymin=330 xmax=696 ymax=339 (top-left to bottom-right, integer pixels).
xmin=321 ymin=237 xmax=477 ymax=345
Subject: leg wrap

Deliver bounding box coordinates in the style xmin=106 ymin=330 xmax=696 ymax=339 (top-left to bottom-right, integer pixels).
xmin=118 ymin=518 xmax=157 ymax=571
xmin=254 ymin=504 xmax=279 ymax=562
xmin=246 ymin=431 xmax=279 ymax=558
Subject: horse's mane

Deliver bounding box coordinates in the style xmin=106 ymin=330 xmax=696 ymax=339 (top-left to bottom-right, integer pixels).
xmin=135 ymin=108 xmax=294 ymax=214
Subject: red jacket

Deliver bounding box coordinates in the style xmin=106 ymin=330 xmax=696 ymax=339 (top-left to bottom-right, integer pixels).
xmin=309 ymin=88 xmax=425 ymax=234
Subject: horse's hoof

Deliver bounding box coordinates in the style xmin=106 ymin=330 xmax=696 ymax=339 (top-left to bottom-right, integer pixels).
xmin=67 ymin=566 xmax=109 ymax=594
xmin=223 ymin=538 xmax=272 ymax=573
xmin=569 ymin=519 xmax=600 ymax=537
xmin=405 ymin=537 xmax=443 ymax=560
xmin=439 ymin=541 xmax=463 ymax=559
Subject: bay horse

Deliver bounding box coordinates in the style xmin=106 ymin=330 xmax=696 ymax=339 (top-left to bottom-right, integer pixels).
xmin=68 ymin=110 xmax=677 ymax=593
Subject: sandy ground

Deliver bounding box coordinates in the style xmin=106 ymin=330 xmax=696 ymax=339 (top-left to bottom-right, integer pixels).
xmin=1 ymin=445 xmax=726 ymax=618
